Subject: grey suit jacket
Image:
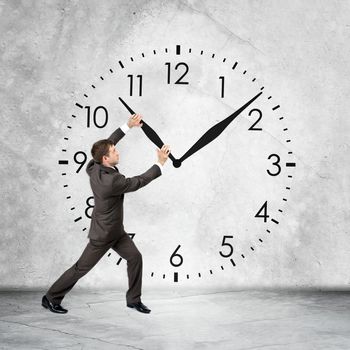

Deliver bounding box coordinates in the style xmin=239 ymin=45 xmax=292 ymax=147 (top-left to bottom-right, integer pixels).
xmin=85 ymin=127 xmax=161 ymax=241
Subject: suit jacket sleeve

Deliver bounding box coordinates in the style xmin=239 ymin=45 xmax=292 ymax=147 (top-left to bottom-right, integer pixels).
xmin=108 ymin=127 xmax=126 ymax=145
xmin=112 ymin=165 xmax=161 ymax=195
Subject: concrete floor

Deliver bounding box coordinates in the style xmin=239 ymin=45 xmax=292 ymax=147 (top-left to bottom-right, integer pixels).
xmin=0 ymin=289 xmax=349 ymax=350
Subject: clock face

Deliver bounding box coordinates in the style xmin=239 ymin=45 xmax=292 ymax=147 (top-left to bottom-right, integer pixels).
xmin=58 ymin=45 xmax=296 ymax=284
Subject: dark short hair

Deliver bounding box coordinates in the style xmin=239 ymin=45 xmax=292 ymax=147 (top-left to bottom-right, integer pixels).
xmin=91 ymin=139 xmax=114 ymax=163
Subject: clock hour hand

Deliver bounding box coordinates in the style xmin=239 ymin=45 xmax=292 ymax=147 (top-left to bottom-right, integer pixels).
xmin=178 ymin=91 xmax=263 ymax=165
xmin=118 ymin=97 xmax=180 ymax=167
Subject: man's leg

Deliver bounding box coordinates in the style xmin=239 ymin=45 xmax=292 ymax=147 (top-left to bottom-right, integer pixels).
xmin=111 ymin=233 xmax=143 ymax=304
xmin=45 ymin=239 xmax=112 ymax=305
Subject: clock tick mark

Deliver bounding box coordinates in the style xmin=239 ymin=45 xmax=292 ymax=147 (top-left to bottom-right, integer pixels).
xmin=61 ymin=173 xmax=66 ymax=176
xmin=91 ymin=85 xmax=96 ymax=88
xmin=266 ymin=229 xmax=270 ymax=233
xmin=286 ymin=162 xmax=296 ymax=167
xmin=260 ymin=86 xmax=264 ymax=90
xmin=100 ymin=76 xmax=104 ymax=80
xmin=286 ymin=139 xmax=291 ymax=143
xmin=223 ymin=58 xmax=226 ymax=62
xmin=66 ymin=196 xmax=71 ymax=199
xmin=283 ymin=198 xmax=287 ymax=201
xmin=283 ymin=128 xmax=288 ymax=131
xmin=230 ymin=259 xmax=236 ymax=266
xmin=187 ymin=275 xmax=189 ymax=279
xmin=70 ymin=207 xmax=75 ymax=210
xmin=212 ymin=53 xmax=215 ymax=58
xmin=163 ymin=274 xmax=165 ymax=279
xmin=84 ymin=94 xmax=88 ymax=98
xmin=82 ymin=228 xmax=86 ymax=231
xmin=142 ymin=53 xmax=145 ymax=57
xmin=200 ymin=50 xmax=204 ymax=55
xmin=151 ymin=272 xmax=154 ymax=277
xmin=278 ymin=209 xmax=283 ymax=213
xmin=288 ymin=151 xmax=293 ymax=154
xmin=74 ymin=216 xmax=82 ymax=222
xmin=189 ymin=48 xmax=192 ymax=53
xmin=241 ymin=254 xmax=245 ymax=258
xmin=130 ymin=57 xmax=134 ymax=62
xmin=268 ymin=96 xmax=272 ymax=99
xmin=271 ymin=218 xmax=279 ymax=224
xmin=109 ymin=68 xmax=114 ymax=73
xmin=64 ymin=137 xmax=68 ymax=140
xmin=250 ymin=247 xmax=254 ymax=251
xmin=153 ymin=49 xmax=156 ymax=55
xmin=61 ymin=149 xmax=66 ymax=152
xmin=108 ymin=253 xmax=111 ymax=257
xmin=63 ymin=185 xmax=68 ymax=187
xmin=252 ymin=78 xmax=256 ymax=82
xmin=243 ymin=70 xmax=247 ymax=74
xmin=198 ymin=273 xmax=201 ymax=277
xmin=232 ymin=62 xmax=238 ymax=69
xmin=116 ymin=258 xmax=122 ymax=265
xmin=210 ymin=270 xmax=213 ymax=274
xmin=75 ymin=103 xmax=83 ymax=109
xmin=176 ymin=45 xmax=180 ymax=55
xmin=174 ymin=272 xmax=178 ymax=282
xmin=58 ymin=160 xmax=69 ymax=165
xmin=71 ymin=115 xmax=76 ymax=118
xmin=118 ymin=61 xmax=124 ymax=68
xmin=221 ymin=266 xmax=224 ymax=270
xmin=259 ymin=238 xmax=263 ymax=242
xmin=286 ymin=187 xmax=291 ymax=190
xmin=272 ymin=105 xmax=280 ymax=110
xmin=67 ymin=126 xmax=72 ymax=129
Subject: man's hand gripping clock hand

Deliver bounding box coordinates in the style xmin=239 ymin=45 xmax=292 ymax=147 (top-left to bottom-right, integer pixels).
xmin=157 ymin=145 xmax=171 ymax=166
xmin=127 ymin=113 xmax=143 ymax=128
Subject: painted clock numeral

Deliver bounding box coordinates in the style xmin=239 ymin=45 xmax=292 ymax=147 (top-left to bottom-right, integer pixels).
xmin=85 ymin=106 xmax=108 ymax=128
xmin=219 ymin=76 xmax=225 ymax=98
xmin=248 ymin=108 xmax=263 ymax=131
xmin=165 ymin=62 xmax=189 ymax=85
xmin=219 ymin=235 xmax=234 ymax=258
xmin=127 ymin=74 xmax=143 ymax=96
xmin=170 ymin=245 xmax=183 ymax=267
xmin=73 ymin=151 xmax=87 ymax=173
xmin=267 ymin=154 xmax=281 ymax=176
xmin=255 ymin=201 xmax=269 ymax=222
xmin=85 ymin=196 xmax=94 ymax=219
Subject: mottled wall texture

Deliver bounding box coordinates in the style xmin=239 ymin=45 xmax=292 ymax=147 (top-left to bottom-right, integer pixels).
xmin=1 ymin=0 xmax=349 ymax=292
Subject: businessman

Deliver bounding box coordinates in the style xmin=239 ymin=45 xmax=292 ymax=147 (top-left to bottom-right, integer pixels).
xmin=42 ymin=114 xmax=170 ymax=314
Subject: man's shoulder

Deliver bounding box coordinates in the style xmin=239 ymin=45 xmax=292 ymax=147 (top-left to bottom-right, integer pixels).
xmin=86 ymin=159 xmax=99 ymax=175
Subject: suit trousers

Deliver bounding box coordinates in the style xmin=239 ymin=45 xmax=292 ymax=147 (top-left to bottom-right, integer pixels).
xmin=45 ymin=232 xmax=142 ymax=305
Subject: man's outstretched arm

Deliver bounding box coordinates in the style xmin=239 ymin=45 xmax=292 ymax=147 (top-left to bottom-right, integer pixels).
xmin=112 ymin=144 xmax=170 ymax=195
xmin=107 ymin=114 xmax=141 ymax=145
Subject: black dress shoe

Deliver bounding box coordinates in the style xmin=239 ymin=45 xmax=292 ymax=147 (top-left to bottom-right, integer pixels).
xmin=127 ymin=301 xmax=151 ymax=313
xmin=42 ymin=295 xmax=68 ymax=314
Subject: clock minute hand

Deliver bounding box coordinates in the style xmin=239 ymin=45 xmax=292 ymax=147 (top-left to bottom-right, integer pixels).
xmin=118 ymin=97 xmax=179 ymax=166
xmin=179 ymin=91 xmax=263 ymax=164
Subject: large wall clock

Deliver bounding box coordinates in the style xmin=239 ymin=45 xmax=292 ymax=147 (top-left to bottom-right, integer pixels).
xmin=58 ymin=44 xmax=296 ymax=284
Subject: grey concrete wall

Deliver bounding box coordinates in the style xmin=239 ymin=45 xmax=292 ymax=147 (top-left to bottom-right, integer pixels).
xmin=0 ymin=0 xmax=349 ymax=291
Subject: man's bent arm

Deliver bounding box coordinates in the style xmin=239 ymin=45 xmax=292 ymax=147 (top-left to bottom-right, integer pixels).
xmin=108 ymin=122 xmax=130 ymax=145
xmin=112 ymin=165 xmax=161 ymax=195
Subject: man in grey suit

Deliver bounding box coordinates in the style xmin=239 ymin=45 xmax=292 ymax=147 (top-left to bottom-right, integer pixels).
xmin=42 ymin=114 xmax=170 ymax=314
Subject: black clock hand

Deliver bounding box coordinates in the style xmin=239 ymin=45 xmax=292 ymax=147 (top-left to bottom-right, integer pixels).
xmin=118 ymin=97 xmax=180 ymax=167
xmin=178 ymin=91 xmax=263 ymax=165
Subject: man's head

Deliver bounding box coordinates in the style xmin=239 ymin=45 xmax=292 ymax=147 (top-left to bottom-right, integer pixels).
xmin=91 ymin=139 xmax=119 ymax=167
